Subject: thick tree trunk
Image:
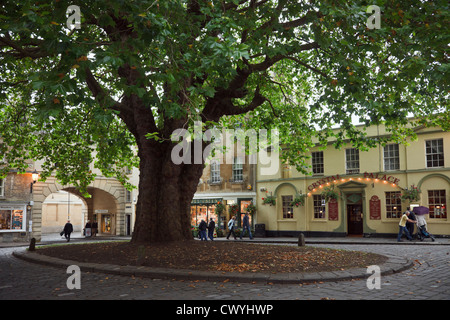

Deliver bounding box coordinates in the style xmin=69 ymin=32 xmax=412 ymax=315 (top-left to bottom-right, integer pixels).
xmin=118 ymin=86 xmax=206 ymax=244
xmin=128 ymin=114 xmax=203 ymax=243
xmin=130 ymin=135 xmax=204 ymax=244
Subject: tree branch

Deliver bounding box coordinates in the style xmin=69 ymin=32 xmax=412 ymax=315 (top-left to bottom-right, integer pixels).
xmin=84 ymin=68 xmax=124 ymax=112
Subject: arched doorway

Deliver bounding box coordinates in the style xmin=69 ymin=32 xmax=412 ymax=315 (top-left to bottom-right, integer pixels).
xmin=41 ymin=190 xmax=86 ymax=235
xmin=31 ymin=176 xmax=126 ymax=241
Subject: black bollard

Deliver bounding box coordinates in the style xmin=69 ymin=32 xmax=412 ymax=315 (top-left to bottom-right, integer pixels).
xmin=29 ymin=237 xmax=36 ymax=251
xmin=298 ymin=233 xmax=305 ymax=247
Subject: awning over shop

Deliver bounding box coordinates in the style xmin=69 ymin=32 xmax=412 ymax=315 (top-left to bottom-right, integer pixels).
xmin=191 ymin=198 xmax=222 ymax=205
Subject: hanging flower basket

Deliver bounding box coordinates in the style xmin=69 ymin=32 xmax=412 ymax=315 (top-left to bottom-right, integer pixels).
xmin=245 ymin=201 xmax=257 ymax=215
xmin=401 ymin=185 xmax=421 ymax=202
xmin=215 ymin=201 xmax=226 ymax=215
xmin=229 ymin=203 xmax=240 ymax=216
xmin=291 ymin=194 xmax=306 ymax=207
xmin=262 ymin=196 xmax=276 ymax=206
xmin=321 ymin=184 xmax=340 ymax=203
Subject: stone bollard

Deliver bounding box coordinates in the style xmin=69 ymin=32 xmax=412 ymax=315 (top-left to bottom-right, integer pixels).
xmin=29 ymin=237 xmax=36 ymax=251
xmin=298 ymin=233 xmax=305 ymax=247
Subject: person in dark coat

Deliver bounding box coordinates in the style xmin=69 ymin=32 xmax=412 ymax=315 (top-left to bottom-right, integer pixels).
xmin=198 ymin=219 xmax=207 ymax=241
xmin=405 ymin=207 xmax=416 ymax=239
xmin=63 ymin=220 xmax=73 ymax=242
xmin=240 ymin=212 xmax=253 ymax=240
xmin=207 ymin=218 xmax=215 ymax=241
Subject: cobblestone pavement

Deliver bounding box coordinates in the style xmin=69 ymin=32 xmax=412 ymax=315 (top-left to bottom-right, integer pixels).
xmin=1 ymin=243 xmax=449 ymax=300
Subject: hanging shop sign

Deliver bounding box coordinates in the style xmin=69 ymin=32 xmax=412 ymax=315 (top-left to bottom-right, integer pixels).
xmin=369 ymin=195 xmax=381 ymax=220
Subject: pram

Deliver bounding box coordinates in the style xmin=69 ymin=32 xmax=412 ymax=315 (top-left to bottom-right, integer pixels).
xmin=417 ymin=224 xmax=435 ymax=242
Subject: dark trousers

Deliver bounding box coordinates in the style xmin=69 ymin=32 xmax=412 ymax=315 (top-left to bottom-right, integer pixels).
xmin=226 ymin=227 xmax=236 ymax=239
xmin=64 ymin=232 xmax=71 ymax=242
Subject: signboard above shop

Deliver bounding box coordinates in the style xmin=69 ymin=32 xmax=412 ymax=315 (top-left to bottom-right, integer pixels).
xmin=307 ymin=172 xmax=401 ymax=192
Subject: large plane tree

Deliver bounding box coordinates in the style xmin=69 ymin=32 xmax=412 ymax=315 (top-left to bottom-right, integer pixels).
xmin=0 ymin=0 xmax=448 ymax=243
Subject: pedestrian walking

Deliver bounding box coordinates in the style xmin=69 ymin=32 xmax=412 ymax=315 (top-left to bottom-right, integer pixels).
xmin=207 ymin=218 xmax=215 ymax=241
xmin=84 ymin=220 xmax=92 ymax=237
xmin=92 ymin=220 xmax=98 ymax=237
xmin=240 ymin=212 xmax=253 ymax=240
xmin=397 ymin=211 xmax=416 ymax=242
xmin=405 ymin=207 xmax=416 ymax=238
xmin=198 ymin=219 xmax=207 ymax=241
xmin=63 ymin=220 xmax=73 ymax=242
xmin=226 ymin=216 xmax=237 ymax=240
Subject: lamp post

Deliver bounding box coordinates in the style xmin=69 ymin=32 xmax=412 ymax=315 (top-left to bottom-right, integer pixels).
xmin=28 ymin=169 xmax=39 ymax=242
xmin=30 ymin=169 xmax=38 ymax=193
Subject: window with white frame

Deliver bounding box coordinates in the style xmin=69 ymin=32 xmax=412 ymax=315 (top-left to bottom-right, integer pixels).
xmin=384 ymin=144 xmax=400 ymax=171
xmin=232 ymin=157 xmax=244 ymax=182
xmin=345 ymin=148 xmax=360 ymax=174
xmin=385 ymin=191 xmax=402 ymax=219
xmin=210 ymin=160 xmax=221 ymax=183
xmin=312 ymin=151 xmax=324 ymax=175
xmin=426 ymin=139 xmax=444 ymax=168
xmin=428 ymin=190 xmax=447 ymax=219
xmin=0 ymin=178 xmax=4 ymax=197
xmin=282 ymin=195 xmax=293 ymax=219
xmin=313 ymin=195 xmax=326 ymax=219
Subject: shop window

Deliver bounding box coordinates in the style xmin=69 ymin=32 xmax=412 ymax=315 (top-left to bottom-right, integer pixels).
xmin=426 ymin=139 xmax=444 ymax=168
xmin=312 ymin=151 xmax=324 ymax=175
xmin=313 ymin=195 xmax=326 ymax=219
xmin=428 ymin=190 xmax=447 ymax=219
xmin=384 ymin=144 xmax=400 ymax=171
xmin=345 ymin=148 xmax=360 ymax=174
xmin=282 ymin=195 xmax=293 ymax=219
xmin=0 ymin=207 xmax=25 ymax=231
xmin=210 ymin=160 xmax=221 ymax=184
xmin=385 ymin=192 xmax=402 ymax=218
xmin=190 ymin=204 xmax=219 ymax=227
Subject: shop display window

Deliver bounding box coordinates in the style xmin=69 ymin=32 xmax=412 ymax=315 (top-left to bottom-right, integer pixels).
xmin=0 ymin=207 xmax=25 ymax=231
xmin=190 ymin=205 xmax=218 ymax=227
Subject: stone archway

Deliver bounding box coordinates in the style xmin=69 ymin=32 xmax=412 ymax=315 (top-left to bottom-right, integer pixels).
xmin=31 ymin=176 xmax=126 ymax=241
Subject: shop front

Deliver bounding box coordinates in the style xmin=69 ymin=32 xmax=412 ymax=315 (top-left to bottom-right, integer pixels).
xmin=0 ymin=203 xmax=28 ymax=241
xmin=257 ymin=171 xmax=450 ymax=238
xmin=190 ymin=198 xmax=223 ymax=229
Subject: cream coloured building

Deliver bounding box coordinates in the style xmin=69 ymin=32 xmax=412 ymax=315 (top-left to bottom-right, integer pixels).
xmin=256 ymin=124 xmax=450 ymax=237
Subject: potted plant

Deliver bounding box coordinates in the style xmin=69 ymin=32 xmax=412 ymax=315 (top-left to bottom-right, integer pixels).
xmin=321 ymin=184 xmax=340 ymax=203
xmin=401 ymin=185 xmax=421 ymax=202
xmin=291 ymin=194 xmax=306 ymax=207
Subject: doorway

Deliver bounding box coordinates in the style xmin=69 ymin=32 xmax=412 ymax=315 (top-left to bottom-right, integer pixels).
xmin=126 ymin=214 xmax=131 ymax=236
xmin=347 ymin=204 xmax=363 ymax=235
xmin=346 ymin=193 xmax=363 ymax=235
xmin=102 ymin=214 xmax=112 ymax=234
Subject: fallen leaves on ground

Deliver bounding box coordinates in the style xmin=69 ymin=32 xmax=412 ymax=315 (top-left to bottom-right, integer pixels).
xmin=36 ymin=241 xmax=387 ymax=274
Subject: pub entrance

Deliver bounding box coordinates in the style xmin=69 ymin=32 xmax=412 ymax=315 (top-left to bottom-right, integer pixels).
xmin=346 ymin=193 xmax=363 ymax=235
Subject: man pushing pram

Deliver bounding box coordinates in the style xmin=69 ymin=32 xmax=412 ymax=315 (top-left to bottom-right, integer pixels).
xmin=413 ymin=206 xmax=436 ymax=242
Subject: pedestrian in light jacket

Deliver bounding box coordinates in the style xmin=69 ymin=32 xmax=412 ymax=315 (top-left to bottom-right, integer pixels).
xmin=226 ymin=216 xmax=237 ymax=240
